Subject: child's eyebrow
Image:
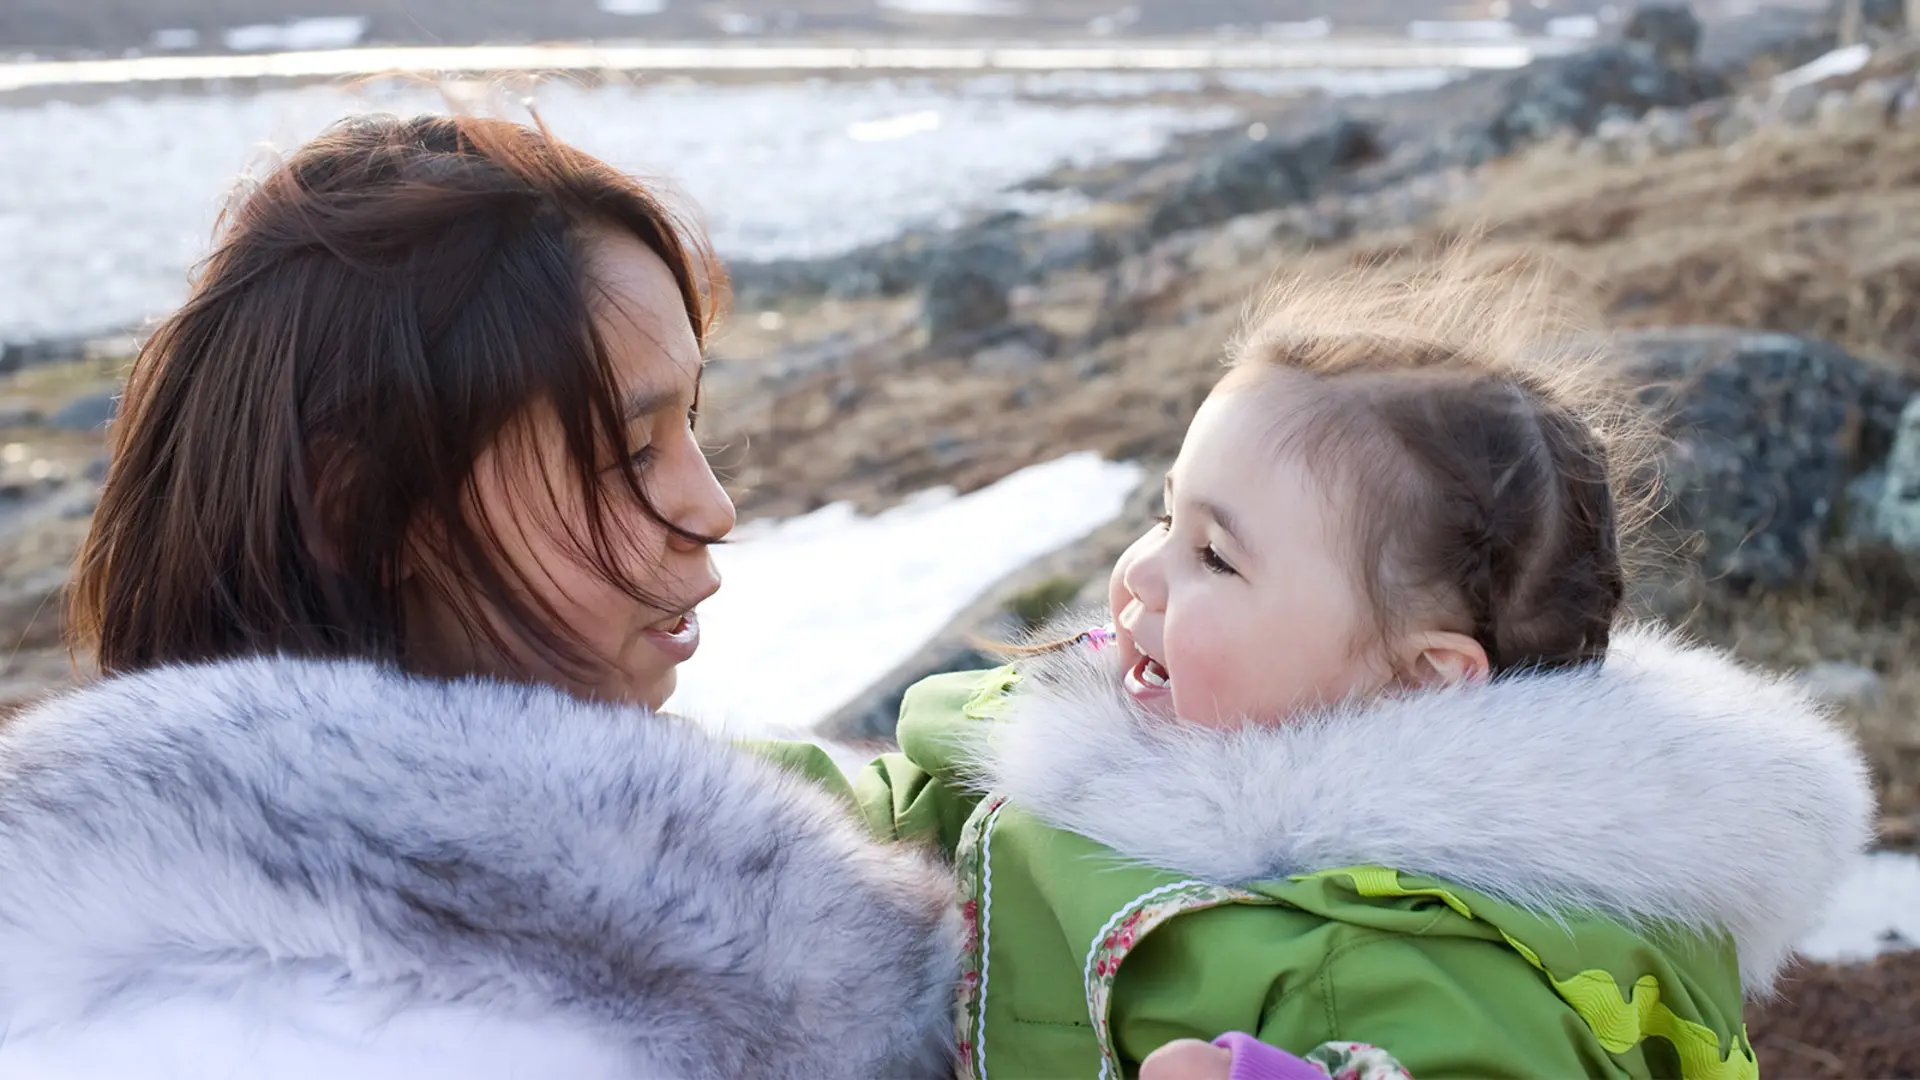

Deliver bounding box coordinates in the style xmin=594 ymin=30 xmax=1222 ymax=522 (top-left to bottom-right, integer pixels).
xmin=1196 ymin=498 xmax=1251 ymax=556
xmin=1166 ymin=475 xmax=1254 ymax=557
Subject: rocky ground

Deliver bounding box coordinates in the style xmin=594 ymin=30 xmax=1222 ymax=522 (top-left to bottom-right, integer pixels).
xmin=0 ymin=2 xmax=1916 ymax=1068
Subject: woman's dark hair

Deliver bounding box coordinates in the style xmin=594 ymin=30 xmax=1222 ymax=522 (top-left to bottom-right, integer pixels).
xmin=70 ymin=112 xmax=728 ymax=677
xmin=1224 ymin=254 xmax=1655 ymax=676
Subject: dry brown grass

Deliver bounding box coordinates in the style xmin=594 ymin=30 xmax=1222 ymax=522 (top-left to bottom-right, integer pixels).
xmin=1752 ymin=950 xmax=1920 ymax=1079
xmin=1435 ymin=126 xmax=1920 ymax=372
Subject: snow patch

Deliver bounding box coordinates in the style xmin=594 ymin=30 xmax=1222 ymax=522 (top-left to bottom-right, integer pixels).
xmin=1771 ymin=43 xmax=1871 ymax=95
xmin=1798 ymin=850 xmax=1920 ymax=962
xmin=221 ymin=17 xmax=369 ymax=54
xmin=667 ymin=452 xmax=1142 ymax=735
xmin=1407 ymin=19 xmax=1518 ymax=40
xmin=880 ymin=0 xmax=1028 ymax=15
xmin=597 ymin=0 xmax=669 ymax=14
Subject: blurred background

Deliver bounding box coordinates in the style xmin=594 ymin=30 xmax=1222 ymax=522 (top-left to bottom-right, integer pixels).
xmin=1 ymin=0 xmax=1917 ymax=1071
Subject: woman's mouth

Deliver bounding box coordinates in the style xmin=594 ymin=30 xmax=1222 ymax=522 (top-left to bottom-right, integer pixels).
xmin=1123 ymin=655 xmax=1173 ymax=708
xmin=640 ymin=611 xmax=702 ymax=664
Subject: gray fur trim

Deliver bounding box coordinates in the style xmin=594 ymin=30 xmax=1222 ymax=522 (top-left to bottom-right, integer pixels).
xmin=0 ymin=656 xmax=960 ymax=1079
xmin=972 ymin=624 xmax=1875 ymax=996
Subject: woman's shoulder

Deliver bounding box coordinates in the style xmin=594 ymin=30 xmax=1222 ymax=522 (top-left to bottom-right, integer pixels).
xmin=0 ymin=655 xmax=962 ymax=1080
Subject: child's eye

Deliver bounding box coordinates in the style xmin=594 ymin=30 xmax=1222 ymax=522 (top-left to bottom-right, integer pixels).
xmin=1154 ymin=513 xmax=1172 ymax=531
xmin=1198 ymin=543 xmax=1236 ymax=576
xmin=687 ymin=404 xmax=700 ymax=430
xmin=626 ymin=445 xmax=655 ymax=470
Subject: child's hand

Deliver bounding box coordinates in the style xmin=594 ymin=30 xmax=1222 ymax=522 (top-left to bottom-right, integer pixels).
xmin=1140 ymin=1038 xmax=1233 ymax=1080
xmin=1143 ymin=1034 xmax=1409 ymax=1080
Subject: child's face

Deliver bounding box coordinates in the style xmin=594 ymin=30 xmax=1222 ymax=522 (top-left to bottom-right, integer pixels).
xmin=1107 ymin=388 xmax=1391 ymax=728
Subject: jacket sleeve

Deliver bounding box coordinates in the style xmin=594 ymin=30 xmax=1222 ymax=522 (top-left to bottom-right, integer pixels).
xmin=1111 ymin=907 xmax=1602 ymax=1080
xmin=739 ymin=736 xmax=874 ymax=804
xmin=847 ymin=666 xmax=1016 ymax=851
xmin=733 ymin=738 xmax=965 ymax=847
xmin=849 ymin=751 xmax=975 ymax=849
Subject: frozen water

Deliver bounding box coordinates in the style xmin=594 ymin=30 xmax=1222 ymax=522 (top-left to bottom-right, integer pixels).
xmin=0 ymin=78 xmax=1233 ymax=342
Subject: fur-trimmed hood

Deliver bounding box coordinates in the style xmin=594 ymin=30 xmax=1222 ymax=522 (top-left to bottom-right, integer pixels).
xmin=0 ymin=657 xmax=961 ymax=1080
xmin=973 ymin=624 xmax=1875 ymax=995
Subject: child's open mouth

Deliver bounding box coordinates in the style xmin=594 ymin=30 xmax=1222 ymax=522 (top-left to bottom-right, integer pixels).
xmin=1123 ymin=655 xmax=1173 ymax=707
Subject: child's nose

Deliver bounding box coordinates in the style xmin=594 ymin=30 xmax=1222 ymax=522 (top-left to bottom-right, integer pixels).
xmin=1122 ymin=543 xmax=1168 ymax=611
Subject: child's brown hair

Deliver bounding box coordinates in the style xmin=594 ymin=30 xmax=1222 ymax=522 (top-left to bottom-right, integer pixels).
xmin=1222 ymin=251 xmax=1656 ymax=676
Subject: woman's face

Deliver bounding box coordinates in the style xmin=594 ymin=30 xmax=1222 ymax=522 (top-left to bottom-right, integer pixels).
xmin=412 ymin=230 xmax=735 ymax=709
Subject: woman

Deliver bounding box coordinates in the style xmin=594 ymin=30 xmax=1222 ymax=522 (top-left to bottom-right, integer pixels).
xmin=0 ymin=114 xmax=958 ymax=1079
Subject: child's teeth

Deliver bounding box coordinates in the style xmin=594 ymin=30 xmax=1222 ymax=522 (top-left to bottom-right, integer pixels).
xmin=1142 ymin=661 xmax=1169 ymax=687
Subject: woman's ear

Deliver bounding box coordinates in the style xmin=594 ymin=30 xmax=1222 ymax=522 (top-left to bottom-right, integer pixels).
xmin=305 ymin=439 xmax=420 ymax=582
xmin=301 ymin=439 xmax=352 ymax=575
xmin=1400 ymin=631 xmax=1490 ymax=689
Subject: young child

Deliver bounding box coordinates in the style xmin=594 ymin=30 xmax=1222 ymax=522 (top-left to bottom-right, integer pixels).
xmin=787 ymin=263 xmax=1875 ymax=1079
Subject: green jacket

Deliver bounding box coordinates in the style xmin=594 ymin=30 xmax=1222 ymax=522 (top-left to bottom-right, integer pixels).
xmin=772 ymin=625 xmax=1871 ymax=1080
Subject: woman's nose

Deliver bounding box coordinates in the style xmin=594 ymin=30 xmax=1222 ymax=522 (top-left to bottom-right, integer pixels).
xmin=666 ymin=447 xmax=736 ymax=550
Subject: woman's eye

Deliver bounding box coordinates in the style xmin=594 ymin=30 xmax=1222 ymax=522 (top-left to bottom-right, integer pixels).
xmin=626 ymin=445 xmax=655 ymax=469
xmin=687 ymin=405 xmax=700 ymax=430
xmin=1198 ymin=543 xmax=1236 ymax=576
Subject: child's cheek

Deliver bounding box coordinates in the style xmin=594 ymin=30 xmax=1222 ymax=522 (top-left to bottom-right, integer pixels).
xmin=1170 ymin=635 xmax=1237 ymax=728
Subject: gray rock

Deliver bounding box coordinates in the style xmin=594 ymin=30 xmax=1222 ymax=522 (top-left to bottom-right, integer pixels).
xmin=1613 ymin=327 xmax=1917 ymax=589
xmin=1813 ymin=84 xmax=1890 ymax=136
xmin=1876 ymin=396 xmax=1920 ymax=553
xmin=1798 ymin=661 xmax=1885 ymax=706
xmin=1711 ymin=97 xmax=1762 ymax=145
xmin=1773 ymin=81 xmax=1825 ymax=125
xmin=919 ymin=234 xmax=1023 ymax=341
xmin=1188 ymin=210 xmax=1288 ymax=273
xmin=1030 ymin=227 xmax=1112 ymax=276
xmin=1843 ymin=466 xmax=1888 ymax=539
xmin=1814 ymin=87 xmax=1852 ymax=121
xmin=0 ymin=333 xmax=141 ymax=375
xmin=1471 ymin=34 xmax=1728 ymax=164
xmin=1641 ymin=105 xmax=1699 ymax=154
xmin=61 ymin=491 xmax=100 ymax=520
xmin=1088 ymin=240 xmax=1194 ymax=342
xmin=1842 ymin=77 xmax=1902 ymax=129
xmin=0 ymin=336 xmax=88 ymax=374
xmin=1829 ymin=0 xmax=1909 ymax=34
xmin=1144 ymin=115 xmax=1378 ymax=238
xmin=0 ymin=398 xmax=41 ymax=428
xmin=1623 ymin=4 xmax=1704 ymax=68
xmin=1594 ymin=112 xmax=1642 ymax=144
xmin=971 ymin=339 xmax=1048 ymax=375
xmin=1683 ymin=96 xmax=1732 ymax=134
xmin=45 ymin=392 xmax=118 ymax=431
xmin=1898 ymin=84 xmax=1920 ymax=128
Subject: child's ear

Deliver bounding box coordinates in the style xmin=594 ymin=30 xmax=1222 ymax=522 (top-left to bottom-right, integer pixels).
xmin=1401 ymin=631 xmax=1490 ymax=689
